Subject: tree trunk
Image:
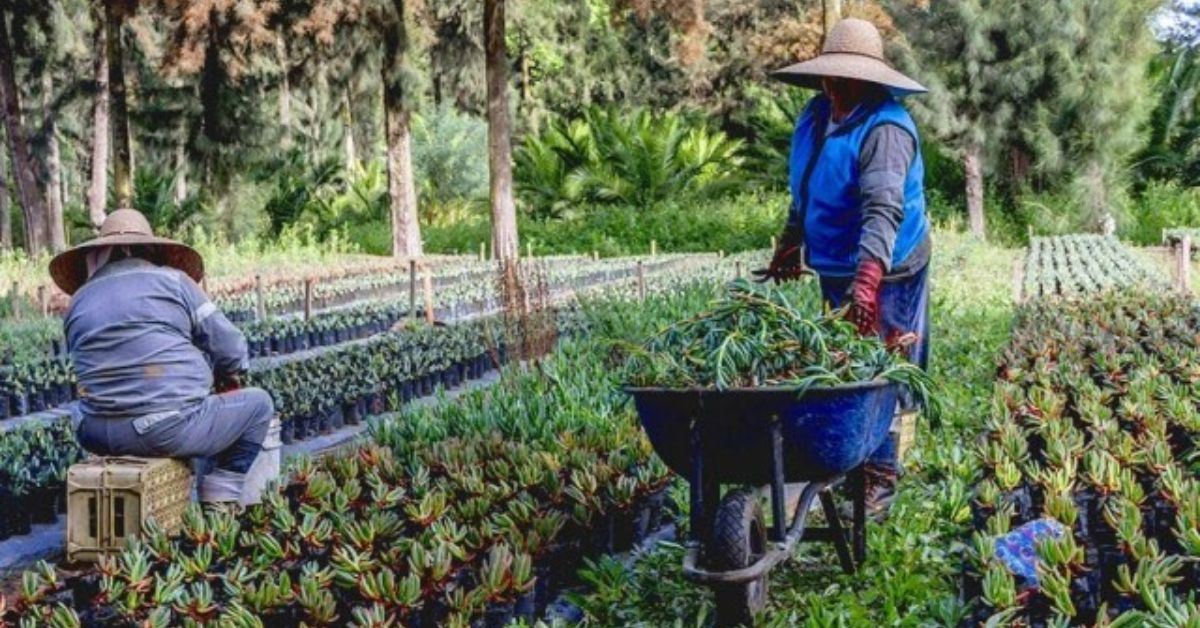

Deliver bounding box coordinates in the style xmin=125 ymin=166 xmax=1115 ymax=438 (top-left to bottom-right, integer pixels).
xmin=107 ymin=1 xmax=133 ymax=208
xmin=1084 ymin=159 xmax=1107 ymax=228
xmin=383 ymin=0 xmax=422 ymax=259
xmin=822 ymin=0 xmax=841 ymax=41
xmin=485 ymin=0 xmax=519 ymax=260
xmin=0 ymin=146 xmax=10 ymax=250
xmin=42 ymin=74 xmax=66 ymax=252
xmin=964 ymin=142 xmax=986 ymax=239
xmin=343 ymin=89 xmax=357 ymax=172
xmin=88 ymin=4 xmax=110 ymax=229
xmin=0 ymin=13 xmax=48 ymax=254
xmin=276 ymin=35 xmax=292 ymax=149
xmin=310 ymin=62 xmax=327 ymax=151
xmin=174 ymin=118 xmax=188 ymax=203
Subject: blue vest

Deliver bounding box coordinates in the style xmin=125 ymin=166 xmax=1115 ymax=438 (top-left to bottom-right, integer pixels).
xmin=788 ymin=95 xmax=928 ymax=277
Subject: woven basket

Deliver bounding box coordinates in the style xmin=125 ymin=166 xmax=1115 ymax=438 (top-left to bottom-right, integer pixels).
xmin=66 ymin=457 xmax=193 ymax=563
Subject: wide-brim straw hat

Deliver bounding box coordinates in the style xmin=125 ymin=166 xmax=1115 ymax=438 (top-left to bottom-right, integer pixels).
xmin=771 ymin=18 xmax=927 ymax=96
xmin=50 ymin=208 xmax=204 ymax=295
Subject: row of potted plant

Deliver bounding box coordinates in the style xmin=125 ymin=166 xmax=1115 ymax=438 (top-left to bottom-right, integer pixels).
xmin=1023 ymin=235 xmax=1167 ymax=300
xmin=0 ymin=356 xmax=75 ymax=421
xmin=217 ymin=255 xmax=668 ymax=323
xmin=248 ymin=320 xmax=497 ymax=444
xmin=0 ymin=256 xmax=691 ymax=419
xmin=963 ymin=292 xmax=1200 ymax=626
xmin=0 ymin=267 xmax=740 ymax=627
xmin=240 ymin=254 xmax=663 ymax=360
xmin=0 ymin=255 xmax=733 ymax=546
xmin=0 ymin=420 xmax=82 ymax=541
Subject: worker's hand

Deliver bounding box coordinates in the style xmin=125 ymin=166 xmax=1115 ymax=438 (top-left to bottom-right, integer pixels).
xmin=884 ymin=331 xmax=919 ymax=354
xmin=215 ymin=371 xmax=244 ymax=393
xmin=844 ymin=257 xmax=885 ymax=336
xmin=753 ymin=226 xmax=809 ymax=284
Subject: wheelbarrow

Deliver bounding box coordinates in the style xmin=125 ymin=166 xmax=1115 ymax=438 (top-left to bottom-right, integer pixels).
xmin=626 ymin=380 xmax=899 ymax=626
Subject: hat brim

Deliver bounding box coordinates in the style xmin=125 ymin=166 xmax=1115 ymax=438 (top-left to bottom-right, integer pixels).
xmin=771 ymin=52 xmax=927 ymax=97
xmin=50 ymin=234 xmax=205 ymax=295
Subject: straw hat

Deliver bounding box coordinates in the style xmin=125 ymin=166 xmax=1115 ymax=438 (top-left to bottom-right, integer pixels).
xmin=49 ymin=209 xmax=204 ymax=295
xmin=771 ymin=18 xmax=926 ymax=96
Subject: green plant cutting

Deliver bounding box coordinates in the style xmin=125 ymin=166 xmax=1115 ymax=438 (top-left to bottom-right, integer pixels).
xmin=621 ymin=279 xmax=939 ymax=418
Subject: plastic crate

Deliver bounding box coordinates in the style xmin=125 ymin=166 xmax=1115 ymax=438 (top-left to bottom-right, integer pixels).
xmin=66 ymin=457 xmax=193 ymax=563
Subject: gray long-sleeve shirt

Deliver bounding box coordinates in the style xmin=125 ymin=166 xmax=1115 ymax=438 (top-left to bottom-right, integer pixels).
xmin=852 ymin=123 xmax=930 ymax=277
xmin=65 ymin=258 xmax=248 ymax=420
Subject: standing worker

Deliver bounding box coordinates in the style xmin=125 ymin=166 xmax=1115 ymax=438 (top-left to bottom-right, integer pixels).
xmin=50 ymin=209 xmax=280 ymax=508
xmin=757 ymin=18 xmax=931 ymax=517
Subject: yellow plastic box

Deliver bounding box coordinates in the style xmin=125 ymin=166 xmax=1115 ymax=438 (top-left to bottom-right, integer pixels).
xmin=66 ymin=457 xmax=193 ymax=563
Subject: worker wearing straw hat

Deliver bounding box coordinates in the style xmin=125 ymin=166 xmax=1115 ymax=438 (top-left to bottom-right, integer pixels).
xmin=50 ymin=209 xmax=280 ymax=508
xmin=755 ymin=18 xmax=931 ymax=517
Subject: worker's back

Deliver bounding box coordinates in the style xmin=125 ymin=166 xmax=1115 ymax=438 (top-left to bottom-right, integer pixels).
xmin=64 ymin=257 xmax=216 ymax=419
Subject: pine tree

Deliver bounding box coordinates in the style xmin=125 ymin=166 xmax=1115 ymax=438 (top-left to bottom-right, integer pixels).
xmin=289 ymin=0 xmax=425 ymax=258
xmin=1009 ymin=0 xmax=1158 ymax=226
xmin=87 ymin=0 xmax=110 ymax=228
xmin=0 ymin=2 xmax=51 ymax=253
xmin=108 ymin=0 xmax=135 ymax=207
xmin=40 ymin=73 xmax=66 ymax=251
xmin=888 ymin=0 xmax=1005 ymax=238
xmin=381 ymin=0 xmax=423 ymax=258
xmin=0 ymin=133 xmax=10 ymax=250
xmin=485 ymin=0 xmax=518 ymax=260
xmin=889 ymin=0 xmax=1160 ymax=234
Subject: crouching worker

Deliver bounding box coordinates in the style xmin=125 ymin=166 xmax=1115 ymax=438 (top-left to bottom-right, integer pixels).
xmin=50 ymin=209 xmax=280 ymax=508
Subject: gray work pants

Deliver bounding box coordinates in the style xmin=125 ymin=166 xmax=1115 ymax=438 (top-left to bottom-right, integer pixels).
xmin=77 ymin=388 xmax=279 ymax=504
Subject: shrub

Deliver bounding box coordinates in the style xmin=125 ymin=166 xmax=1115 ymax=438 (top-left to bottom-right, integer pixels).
xmin=412 ymin=107 xmax=490 ymax=208
xmin=1122 ymin=180 xmax=1200 ymax=244
xmin=514 ymin=108 xmax=745 ymax=218
xmin=730 ymin=85 xmax=811 ymax=187
xmin=422 ymin=191 xmax=785 ymax=257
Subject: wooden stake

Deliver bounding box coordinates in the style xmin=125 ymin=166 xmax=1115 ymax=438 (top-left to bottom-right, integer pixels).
xmin=37 ymin=285 xmax=47 ymax=316
xmin=592 ymin=250 xmax=598 ymax=261
xmin=526 ymin=241 xmax=532 ymax=259
xmin=1011 ymin=257 xmax=1024 ymax=305
xmin=479 ymin=242 xmax=486 ymax=262
xmin=1178 ymin=236 xmax=1192 ymax=295
xmin=650 ymin=240 xmax=657 ymax=257
xmin=423 ymin=265 xmax=435 ymax=323
xmin=303 ymin=278 xmax=314 ymax=321
xmin=409 ymin=259 xmax=418 ymax=319
xmin=771 ymin=236 xmax=777 ymax=251
xmin=254 ymin=275 xmax=265 ymax=321
xmin=636 ymin=260 xmax=645 ymax=302
xmin=735 ymin=261 xmax=743 ymax=278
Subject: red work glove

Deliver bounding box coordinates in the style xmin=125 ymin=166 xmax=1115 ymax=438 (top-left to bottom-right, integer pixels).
xmin=215 ymin=372 xmax=244 ymax=393
xmin=844 ymin=257 xmax=885 ymax=336
xmin=753 ymin=227 xmax=810 ymax=284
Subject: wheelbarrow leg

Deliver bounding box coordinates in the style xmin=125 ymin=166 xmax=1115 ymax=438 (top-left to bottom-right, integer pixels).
xmin=768 ymin=421 xmax=787 ymax=542
xmin=851 ymin=465 xmax=867 ymax=565
xmin=818 ymin=489 xmax=855 ymax=574
xmin=689 ymin=423 xmax=720 ymax=546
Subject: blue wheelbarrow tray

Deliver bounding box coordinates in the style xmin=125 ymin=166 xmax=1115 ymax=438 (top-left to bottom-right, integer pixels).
xmin=626 ymin=379 xmax=899 ymax=485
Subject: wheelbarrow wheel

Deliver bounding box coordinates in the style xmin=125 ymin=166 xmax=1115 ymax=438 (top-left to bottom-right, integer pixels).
xmin=710 ymin=487 xmax=768 ymax=627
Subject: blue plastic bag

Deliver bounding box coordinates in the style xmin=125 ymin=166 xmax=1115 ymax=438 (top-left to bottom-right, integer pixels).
xmin=993 ymin=518 xmax=1067 ymax=587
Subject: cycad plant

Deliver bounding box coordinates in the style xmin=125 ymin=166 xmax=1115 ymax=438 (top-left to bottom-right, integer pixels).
xmin=514 ymin=107 xmax=744 ymax=217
